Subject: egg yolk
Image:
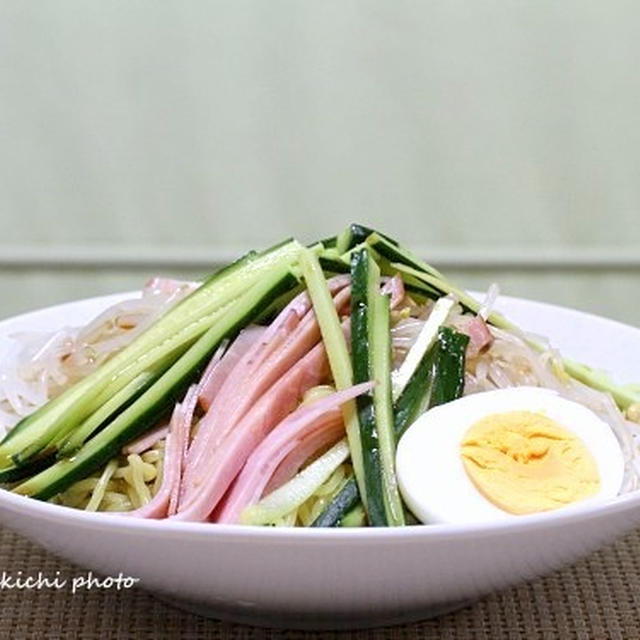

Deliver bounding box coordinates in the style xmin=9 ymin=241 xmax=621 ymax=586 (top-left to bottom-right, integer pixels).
xmin=460 ymin=411 xmax=600 ymax=515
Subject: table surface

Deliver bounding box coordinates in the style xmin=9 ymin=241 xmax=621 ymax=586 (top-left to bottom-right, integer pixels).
xmin=1 ymin=526 xmax=639 ymax=640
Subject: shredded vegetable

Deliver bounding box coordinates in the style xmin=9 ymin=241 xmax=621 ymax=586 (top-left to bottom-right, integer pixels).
xmin=1 ymin=224 xmax=638 ymax=527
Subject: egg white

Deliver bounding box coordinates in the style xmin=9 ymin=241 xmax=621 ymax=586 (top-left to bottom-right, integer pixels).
xmin=396 ymin=386 xmax=625 ymax=525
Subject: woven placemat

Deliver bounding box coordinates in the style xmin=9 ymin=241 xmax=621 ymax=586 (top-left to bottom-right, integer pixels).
xmin=1 ymin=526 xmax=639 ymax=640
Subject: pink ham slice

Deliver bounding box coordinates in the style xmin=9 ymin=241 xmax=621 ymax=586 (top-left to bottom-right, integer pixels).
xmin=180 ymin=281 xmax=351 ymax=505
xmin=174 ymin=337 xmax=339 ymax=522
xmin=126 ymin=385 xmax=198 ymax=519
xmin=122 ymin=423 xmax=169 ymax=456
xmin=464 ymin=315 xmax=494 ymax=358
xmin=263 ymin=419 xmax=345 ymax=496
xmin=196 ymin=326 xmax=266 ymax=411
xmin=182 ymin=314 xmax=300 ymax=492
xmin=123 ymin=334 xmax=236 ymax=458
xmin=236 ymin=274 xmax=350 ymax=376
xmin=215 ymin=383 xmax=372 ymax=524
xmin=183 ymin=276 xmax=349 ymax=477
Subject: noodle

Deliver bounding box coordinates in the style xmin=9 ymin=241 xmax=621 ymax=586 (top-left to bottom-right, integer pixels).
xmin=278 ymin=463 xmax=351 ymax=527
xmin=126 ymin=454 xmax=153 ymax=507
xmin=51 ymin=439 xmax=166 ymax=513
xmin=85 ymin=459 xmax=119 ymax=512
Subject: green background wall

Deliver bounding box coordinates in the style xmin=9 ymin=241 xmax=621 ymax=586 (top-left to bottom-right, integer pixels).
xmin=1 ymin=2 xmax=638 ymax=325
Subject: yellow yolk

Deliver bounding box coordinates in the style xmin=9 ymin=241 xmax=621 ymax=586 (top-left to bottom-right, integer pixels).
xmin=460 ymin=411 xmax=600 ymax=515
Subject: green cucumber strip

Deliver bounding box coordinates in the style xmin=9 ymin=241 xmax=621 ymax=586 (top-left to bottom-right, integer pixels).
xmin=393 ymin=342 xmax=438 ymax=439
xmin=338 ymin=240 xmax=441 ymax=303
xmin=384 ymin=247 xmax=636 ymax=411
xmin=388 ymin=262 xmax=514 ymax=331
xmin=298 ymin=249 xmax=367 ymax=510
xmin=396 ymin=276 xmax=441 ymax=302
xmin=253 ymin=282 xmax=305 ymax=325
xmin=363 ymin=252 xmax=443 ymax=302
xmin=310 ymin=475 xmax=360 ymax=527
xmin=13 ymin=269 xmax=300 ymax=501
xmin=335 ymin=227 xmax=354 ymax=254
xmin=393 ymin=327 xmax=468 ymax=439
xmin=339 ymin=502 xmax=367 ymax=527
xmin=350 ymin=249 xmax=385 ymax=525
xmin=56 ymin=371 xmax=157 ymax=457
xmin=394 ymin=256 xmax=638 ymax=412
xmin=0 ymin=251 xmax=249 ymax=452
xmin=2 ymin=256 xmax=248 ymax=459
xmin=430 ymin=327 xmax=469 ymax=407
xmin=562 ymin=359 xmax=640 ymax=411
xmin=371 ymin=293 xmax=405 ymax=526
xmin=391 ymin=297 xmax=455 ymax=402
xmin=318 ymin=238 xmax=350 ymax=274
xmin=357 ymin=228 xmax=637 ymax=414
xmin=317 ymin=234 xmax=338 ymax=249
xmin=318 ymin=255 xmax=350 ymax=275
xmin=1 ymin=240 xmax=301 ymax=469
xmin=350 ymin=224 xmax=399 ymax=248
xmin=0 ymin=453 xmax=55 ymax=484
xmin=337 ymin=224 xmax=399 ymax=254
xmin=364 ymin=232 xmax=445 ymax=279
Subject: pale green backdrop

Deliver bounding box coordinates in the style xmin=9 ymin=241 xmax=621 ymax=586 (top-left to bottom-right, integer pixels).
xmin=0 ymin=2 xmax=638 ymax=324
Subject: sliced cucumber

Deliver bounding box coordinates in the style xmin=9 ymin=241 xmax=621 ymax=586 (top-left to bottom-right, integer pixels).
xmin=318 ymin=255 xmax=350 ymax=275
xmin=339 ymin=503 xmax=367 ymax=527
xmin=56 ymin=371 xmax=157 ymax=457
xmin=350 ymin=248 xmax=404 ymax=527
xmin=317 ymin=234 xmax=338 ymax=249
xmin=298 ymin=249 xmax=367 ymax=512
xmin=337 ymin=224 xmax=399 ymax=254
xmin=0 ymin=239 xmax=301 ymax=471
xmin=371 ymin=293 xmax=405 ymax=526
xmin=310 ymin=476 xmax=360 ymax=527
xmin=365 ymin=232 xmax=445 ymax=280
xmin=429 ymin=327 xmax=468 ymax=407
xmin=13 ymin=268 xmax=300 ymax=501
xmin=394 ymin=327 xmax=469 ymax=439
xmin=350 ymin=248 xmax=385 ymax=525
xmin=393 ymin=342 xmax=438 ymax=439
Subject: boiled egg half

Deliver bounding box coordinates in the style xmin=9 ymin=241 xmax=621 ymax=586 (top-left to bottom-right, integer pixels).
xmin=396 ymin=387 xmax=624 ymax=525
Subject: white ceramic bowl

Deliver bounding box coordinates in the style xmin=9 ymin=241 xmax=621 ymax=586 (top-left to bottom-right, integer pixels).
xmin=1 ymin=293 xmax=639 ymax=629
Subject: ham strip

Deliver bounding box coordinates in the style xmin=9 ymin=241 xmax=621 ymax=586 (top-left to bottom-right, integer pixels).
xmin=180 ymin=283 xmax=351 ymax=505
xmin=197 ymin=327 xmax=265 ymax=411
xmin=126 ymin=385 xmax=197 ymax=519
xmin=180 ymin=311 xmax=302 ymax=499
xmin=236 ymin=274 xmax=350 ymax=376
xmin=122 ymin=424 xmax=169 ymax=456
xmin=216 ymin=383 xmax=371 ymax=524
xmin=464 ymin=315 xmax=494 ymax=358
xmin=183 ymin=276 xmax=349 ymax=479
xmin=214 ymin=414 xmax=341 ymax=524
xmin=173 ymin=338 xmax=337 ymax=521
xmin=263 ymin=420 xmax=345 ymax=496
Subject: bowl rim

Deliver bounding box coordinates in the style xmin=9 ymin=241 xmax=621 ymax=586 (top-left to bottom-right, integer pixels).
xmin=1 ymin=289 xmax=639 ymax=544
xmin=2 ymin=484 xmax=640 ymax=544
